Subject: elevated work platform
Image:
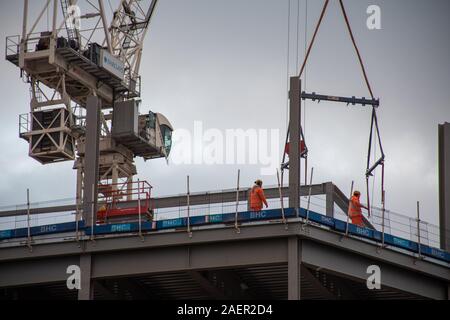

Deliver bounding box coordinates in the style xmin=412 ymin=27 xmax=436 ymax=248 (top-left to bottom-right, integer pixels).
xmin=6 ymin=34 xmax=140 ymax=109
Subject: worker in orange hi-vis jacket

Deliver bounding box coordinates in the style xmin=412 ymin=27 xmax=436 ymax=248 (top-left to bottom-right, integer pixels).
xmin=249 ymin=179 xmax=268 ymax=212
xmin=348 ymin=190 xmax=368 ymax=227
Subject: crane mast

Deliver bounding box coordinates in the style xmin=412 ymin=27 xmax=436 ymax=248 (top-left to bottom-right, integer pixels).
xmin=5 ymin=0 xmax=172 ymax=226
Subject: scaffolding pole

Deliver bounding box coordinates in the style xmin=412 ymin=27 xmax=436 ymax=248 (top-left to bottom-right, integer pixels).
xmin=26 ymin=188 xmax=32 ymax=251
xmin=234 ymin=169 xmax=241 ymax=233
xmin=305 ymin=167 xmax=314 ymax=224
xmin=346 ymin=181 xmax=354 ymax=236
xmin=187 ymin=176 xmax=192 ymax=238
xmin=276 ymin=169 xmax=287 ymax=228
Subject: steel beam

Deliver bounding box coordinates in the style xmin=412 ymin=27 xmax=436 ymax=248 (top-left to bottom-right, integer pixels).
xmin=116 ymin=278 xmax=152 ymax=299
xmin=212 ymin=270 xmax=252 ymax=299
xmin=288 ymin=237 xmax=301 ymax=300
xmin=333 ymin=185 xmax=375 ymax=229
xmin=0 ymin=256 xmax=79 ymax=287
xmin=188 ymin=271 xmax=227 ymax=299
xmin=301 ymin=265 xmax=337 ymax=300
xmin=0 ymin=223 xmax=448 ymax=299
xmin=439 ymin=122 xmax=450 ymax=252
xmin=0 ymin=221 xmax=448 ymax=284
xmin=289 ymin=77 xmax=301 ymax=210
xmin=325 ymin=182 xmax=334 ymax=217
xmin=94 ymin=280 xmax=117 ymax=300
xmin=188 ymin=270 xmax=250 ymax=300
xmin=301 ymin=91 xmax=379 ymax=107
xmin=302 ymin=240 xmax=448 ymax=300
xmin=91 ymin=239 xmax=287 ymax=279
xmin=0 ymin=183 xmax=327 ymax=218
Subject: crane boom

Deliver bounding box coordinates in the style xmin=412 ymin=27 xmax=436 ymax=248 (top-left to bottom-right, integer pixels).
xmin=110 ymin=0 xmax=158 ymax=79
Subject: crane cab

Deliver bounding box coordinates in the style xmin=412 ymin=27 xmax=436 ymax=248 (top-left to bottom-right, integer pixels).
xmin=112 ymin=100 xmax=173 ymax=160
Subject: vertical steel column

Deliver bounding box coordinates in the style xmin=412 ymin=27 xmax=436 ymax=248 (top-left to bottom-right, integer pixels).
xmin=78 ymin=254 xmax=93 ymax=300
xmin=288 ymin=236 xmax=301 ymax=300
xmin=82 ymin=96 xmax=101 ymax=227
xmin=22 ymin=0 xmax=28 ymax=40
xmin=325 ymin=182 xmax=334 ymax=218
xmin=439 ymin=122 xmax=450 ymax=252
xmin=289 ymin=77 xmax=301 ymax=213
xmin=52 ymin=0 xmax=57 ymax=36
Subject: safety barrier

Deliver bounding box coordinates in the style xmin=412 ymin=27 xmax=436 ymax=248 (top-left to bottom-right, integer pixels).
xmin=0 ymin=190 xmax=447 ymax=249
xmin=1 ymin=205 xmax=449 ymax=264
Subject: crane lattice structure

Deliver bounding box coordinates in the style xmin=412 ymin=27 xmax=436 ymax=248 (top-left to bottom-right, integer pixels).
xmin=6 ymin=0 xmax=173 ymax=226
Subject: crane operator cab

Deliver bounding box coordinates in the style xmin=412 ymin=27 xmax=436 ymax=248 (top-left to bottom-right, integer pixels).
xmin=140 ymin=111 xmax=173 ymax=159
xmin=112 ymin=100 xmax=173 ymax=160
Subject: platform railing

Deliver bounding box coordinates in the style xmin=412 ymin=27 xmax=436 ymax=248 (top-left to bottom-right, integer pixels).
xmin=18 ymin=113 xmax=30 ymax=137
xmin=0 ymin=184 xmax=448 ymax=251
xmin=5 ymin=35 xmax=20 ymax=57
xmin=6 ymin=32 xmax=141 ymax=98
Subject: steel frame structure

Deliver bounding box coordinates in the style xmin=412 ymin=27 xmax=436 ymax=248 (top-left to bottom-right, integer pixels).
xmin=0 ymin=219 xmax=448 ymax=300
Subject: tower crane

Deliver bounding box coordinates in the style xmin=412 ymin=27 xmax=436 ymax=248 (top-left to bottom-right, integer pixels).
xmin=5 ymin=0 xmax=172 ymax=226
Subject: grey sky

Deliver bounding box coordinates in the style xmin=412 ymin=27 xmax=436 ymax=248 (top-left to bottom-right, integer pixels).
xmin=0 ymin=0 xmax=449 ymax=226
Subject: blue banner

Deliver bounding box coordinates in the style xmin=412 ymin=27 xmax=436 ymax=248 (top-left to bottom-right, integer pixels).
xmin=89 ymin=222 xmax=152 ymax=235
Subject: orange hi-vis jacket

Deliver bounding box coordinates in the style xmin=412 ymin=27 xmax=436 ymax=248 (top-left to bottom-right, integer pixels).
xmin=348 ymin=195 xmax=364 ymax=227
xmin=250 ymin=186 xmax=268 ymax=211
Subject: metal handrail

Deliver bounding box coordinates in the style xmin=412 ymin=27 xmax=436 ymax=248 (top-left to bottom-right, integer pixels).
xmin=5 ymin=35 xmax=20 ymax=57
xmin=19 ymin=113 xmax=30 ymax=136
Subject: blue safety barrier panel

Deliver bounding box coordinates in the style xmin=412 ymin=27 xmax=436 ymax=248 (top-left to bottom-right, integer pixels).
xmin=157 ymin=217 xmax=186 ymax=229
xmin=307 ymin=211 xmax=335 ymax=228
xmin=87 ymin=221 xmax=152 ymax=235
xmin=420 ymin=245 xmax=450 ymax=262
xmin=190 ymin=215 xmax=208 ymax=226
xmin=298 ymin=208 xmax=307 ymax=219
xmin=1 ymin=207 xmax=449 ymax=263
xmin=0 ymin=221 xmax=83 ymax=240
xmin=334 ymin=219 xmax=347 ymax=232
xmin=207 ymin=214 xmax=228 ymax=224
xmin=383 ymin=233 xmax=418 ymax=252
xmin=239 ymin=208 xmax=285 ymax=222
xmin=0 ymin=229 xmax=13 ymax=240
xmin=347 ymin=224 xmax=374 ymax=240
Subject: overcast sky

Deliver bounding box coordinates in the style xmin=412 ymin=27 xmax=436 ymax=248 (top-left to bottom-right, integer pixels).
xmin=0 ymin=0 xmax=449 ymax=226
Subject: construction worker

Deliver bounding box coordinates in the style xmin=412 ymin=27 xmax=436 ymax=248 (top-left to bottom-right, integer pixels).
xmin=348 ymin=191 xmax=368 ymax=227
xmin=97 ymin=204 xmax=107 ymax=222
xmin=249 ymin=179 xmax=268 ymax=212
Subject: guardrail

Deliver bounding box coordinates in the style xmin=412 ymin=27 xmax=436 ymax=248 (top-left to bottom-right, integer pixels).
xmin=5 ymin=35 xmax=20 ymax=57
xmin=0 ymin=183 xmax=448 ymax=250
